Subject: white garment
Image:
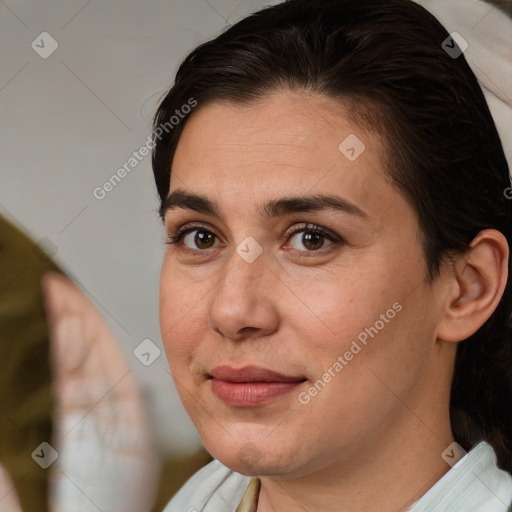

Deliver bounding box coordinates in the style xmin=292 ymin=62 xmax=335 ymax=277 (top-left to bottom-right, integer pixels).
xmin=164 ymin=441 xmax=512 ymax=512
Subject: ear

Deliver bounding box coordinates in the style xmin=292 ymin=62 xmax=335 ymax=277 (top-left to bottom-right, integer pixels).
xmin=436 ymin=229 xmax=509 ymax=343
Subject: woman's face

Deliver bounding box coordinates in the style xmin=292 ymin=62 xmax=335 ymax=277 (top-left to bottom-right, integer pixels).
xmin=159 ymin=91 xmax=453 ymax=478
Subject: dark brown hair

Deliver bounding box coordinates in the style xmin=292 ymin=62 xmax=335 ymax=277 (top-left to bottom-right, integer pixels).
xmin=152 ymin=0 xmax=512 ymax=471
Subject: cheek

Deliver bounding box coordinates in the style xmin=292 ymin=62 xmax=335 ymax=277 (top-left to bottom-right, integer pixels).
xmin=278 ymin=265 xmax=399 ymax=353
xmin=311 ymin=283 xmax=433 ymax=418
xmin=159 ymin=262 xmax=206 ymax=372
xmin=286 ymin=257 xmax=425 ymax=384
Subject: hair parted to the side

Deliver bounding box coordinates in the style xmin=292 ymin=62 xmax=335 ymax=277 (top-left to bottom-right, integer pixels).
xmin=152 ymin=0 xmax=512 ymax=471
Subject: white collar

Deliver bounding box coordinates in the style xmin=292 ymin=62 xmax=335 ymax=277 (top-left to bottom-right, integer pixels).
xmin=407 ymin=441 xmax=512 ymax=511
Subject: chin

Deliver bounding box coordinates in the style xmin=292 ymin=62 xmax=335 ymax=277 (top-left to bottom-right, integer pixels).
xmin=219 ymin=453 xmax=285 ymax=477
xmin=204 ymin=435 xmax=306 ymax=478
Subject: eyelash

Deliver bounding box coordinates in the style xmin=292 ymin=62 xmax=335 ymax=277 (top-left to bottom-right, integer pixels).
xmin=165 ymin=222 xmax=343 ymax=255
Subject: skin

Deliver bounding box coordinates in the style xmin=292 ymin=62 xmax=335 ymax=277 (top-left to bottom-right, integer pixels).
xmin=159 ymin=90 xmax=508 ymax=511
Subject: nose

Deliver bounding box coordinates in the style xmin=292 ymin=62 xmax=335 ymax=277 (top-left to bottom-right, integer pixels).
xmin=208 ymin=247 xmax=280 ymax=342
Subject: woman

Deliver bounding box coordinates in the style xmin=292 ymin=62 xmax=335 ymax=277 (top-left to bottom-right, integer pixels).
xmin=152 ymin=0 xmax=512 ymax=510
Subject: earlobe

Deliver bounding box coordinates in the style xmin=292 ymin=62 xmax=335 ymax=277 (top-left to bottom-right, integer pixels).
xmin=437 ymin=229 xmax=509 ymax=343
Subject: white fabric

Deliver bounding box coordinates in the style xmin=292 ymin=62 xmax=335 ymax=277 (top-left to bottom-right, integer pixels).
xmin=163 ymin=441 xmax=512 ymax=512
xmin=421 ymin=0 xmax=512 ymax=171
xmin=407 ymin=441 xmax=512 ymax=511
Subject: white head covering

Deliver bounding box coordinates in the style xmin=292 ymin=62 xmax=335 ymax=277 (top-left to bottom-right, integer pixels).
xmin=420 ymin=0 xmax=512 ymax=172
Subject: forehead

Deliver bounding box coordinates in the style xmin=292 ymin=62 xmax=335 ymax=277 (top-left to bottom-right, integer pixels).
xmin=169 ymin=91 xmax=401 ymax=225
xmin=173 ymin=91 xmax=378 ymax=167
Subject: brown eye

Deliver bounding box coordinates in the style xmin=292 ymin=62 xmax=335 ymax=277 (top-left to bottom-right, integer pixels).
xmin=301 ymin=231 xmax=325 ymax=251
xmin=288 ymin=227 xmax=335 ymax=252
xmin=183 ymin=228 xmax=215 ymax=249
xmin=166 ymin=226 xmax=220 ymax=250
xmin=191 ymin=230 xmax=215 ymax=249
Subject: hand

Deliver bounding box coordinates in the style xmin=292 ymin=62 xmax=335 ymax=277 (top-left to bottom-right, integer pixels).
xmin=41 ymin=272 xmax=159 ymax=512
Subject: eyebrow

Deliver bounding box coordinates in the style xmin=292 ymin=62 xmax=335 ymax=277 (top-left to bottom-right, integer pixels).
xmin=160 ymin=188 xmax=369 ymax=221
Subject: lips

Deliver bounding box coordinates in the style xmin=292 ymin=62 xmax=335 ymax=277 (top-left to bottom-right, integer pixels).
xmin=209 ymin=365 xmax=305 ymax=383
xmin=208 ymin=365 xmax=307 ymax=407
